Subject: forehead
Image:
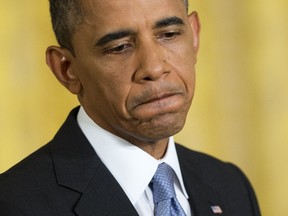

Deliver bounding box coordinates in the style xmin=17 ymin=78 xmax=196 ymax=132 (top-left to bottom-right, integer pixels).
xmin=81 ymin=0 xmax=187 ymax=29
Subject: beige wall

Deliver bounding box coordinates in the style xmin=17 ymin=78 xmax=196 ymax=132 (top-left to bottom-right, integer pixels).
xmin=1 ymin=0 xmax=288 ymax=215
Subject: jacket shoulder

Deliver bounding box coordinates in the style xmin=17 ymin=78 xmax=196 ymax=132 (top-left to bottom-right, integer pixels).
xmin=176 ymin=144 xmax=261 ymax=216
xmin=0 ymin=144 xmax=53 ymax=194
xmin=176 ymin=144 xmax=253 ymax=190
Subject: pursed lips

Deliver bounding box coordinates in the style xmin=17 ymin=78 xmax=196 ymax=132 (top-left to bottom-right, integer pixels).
xmin=131 ymin=90 xmax=184 ymax=110
xmin=137 ymin=93 xmax=180 ymax=106
xmin=128 ymin=82 xmax=186 ymax=112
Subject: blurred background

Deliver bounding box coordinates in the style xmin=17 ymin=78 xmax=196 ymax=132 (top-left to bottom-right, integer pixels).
xmin=1 ymin=0 xmax=287 ymax=215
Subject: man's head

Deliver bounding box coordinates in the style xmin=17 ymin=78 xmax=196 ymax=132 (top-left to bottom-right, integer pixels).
xmin=46 ymin=0 xmax=199 ymax=156
xmin=49 ymin=0 xmax=189 ymax=54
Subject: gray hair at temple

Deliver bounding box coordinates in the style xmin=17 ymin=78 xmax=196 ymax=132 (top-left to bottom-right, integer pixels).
xmin=49 ymin=0 xmax=189 ymax=54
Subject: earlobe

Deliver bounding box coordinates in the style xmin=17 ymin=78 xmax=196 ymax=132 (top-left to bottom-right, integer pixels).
xmin=188 ymin=11 xmax=201 ymax=53
xmin=46 ymin=46 xmax=81 ymax=94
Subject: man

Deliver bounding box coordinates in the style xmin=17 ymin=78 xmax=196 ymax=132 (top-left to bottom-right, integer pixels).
xmin=0 ymin=0 xmax=261 ymax=215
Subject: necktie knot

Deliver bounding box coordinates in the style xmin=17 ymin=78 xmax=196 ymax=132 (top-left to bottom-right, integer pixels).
xmin=150 ymin=163 xmax=176 ymax=203
xmin=150 ymin=163 xmax=187 ymax=216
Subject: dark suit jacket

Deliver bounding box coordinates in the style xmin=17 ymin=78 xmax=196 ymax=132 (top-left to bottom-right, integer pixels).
xmin=0 ymin=107 xmax=261 ymax=216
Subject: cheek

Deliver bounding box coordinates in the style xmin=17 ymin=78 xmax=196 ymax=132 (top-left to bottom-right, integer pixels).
xmin=168 ymin=44 xmax=197 ymax=94
xmin=93 ymin=62 xmax=135 ymax=115
xmin=76 ymin=58 xmax=131 ymax=107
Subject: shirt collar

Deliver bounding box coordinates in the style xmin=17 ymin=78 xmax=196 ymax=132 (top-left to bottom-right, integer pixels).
xmin=77 ymin=106 xmax=189 ymax=204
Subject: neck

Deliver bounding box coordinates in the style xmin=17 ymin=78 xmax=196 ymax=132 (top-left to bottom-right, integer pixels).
xmin=128 ymin=137 xmax=170 ymax=160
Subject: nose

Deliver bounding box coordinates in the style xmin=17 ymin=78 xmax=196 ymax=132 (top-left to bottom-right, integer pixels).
xmin=134 ymin=38 xmax=170 ymax=82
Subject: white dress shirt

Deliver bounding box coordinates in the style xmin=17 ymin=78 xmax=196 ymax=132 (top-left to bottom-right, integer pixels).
xmin=77 ymin=106 xmax=192 ymax=216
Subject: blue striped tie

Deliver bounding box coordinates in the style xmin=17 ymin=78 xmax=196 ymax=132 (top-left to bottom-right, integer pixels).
xmin=150 ymin=163 xmax=187 ymax=216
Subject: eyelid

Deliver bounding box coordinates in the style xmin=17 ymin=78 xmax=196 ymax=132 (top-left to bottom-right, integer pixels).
xmin=156 ymin=29 xmax=183 ymax=40
xmin=103 ymin=41 xmax=133 ymax=54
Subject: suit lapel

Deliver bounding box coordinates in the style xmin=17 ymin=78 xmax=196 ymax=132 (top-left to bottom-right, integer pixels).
xmin=50 ymin=108 xmax=138 ymax=216
xmin=184 ymin=173 xmax=225 ymax=215
xmin=176 ymin=145 xmax=226 ymax=216
xmin=74 ymin=163 xmax=138 ymax=216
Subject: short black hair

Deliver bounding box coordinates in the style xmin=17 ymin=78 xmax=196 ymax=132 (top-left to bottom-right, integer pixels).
xmin=49 ymin=0 xmax=83 ymax=54
xmin=49 ymin=0 xmax=189 ymax=54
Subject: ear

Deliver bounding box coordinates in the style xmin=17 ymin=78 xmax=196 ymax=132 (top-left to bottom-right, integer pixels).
xmin=188 ymin=11 xmax=201 ymax=54
xmin=46 ymin=46 xmax=81 ymax=94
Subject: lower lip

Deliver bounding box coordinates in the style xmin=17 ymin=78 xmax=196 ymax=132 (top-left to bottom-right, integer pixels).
xmin=132 ymin=94 xmax=184 ymax=119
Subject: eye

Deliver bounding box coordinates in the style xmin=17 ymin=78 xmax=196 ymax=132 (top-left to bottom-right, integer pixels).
xmin=104 ymin=43 xmax=132 ymax=55
xmin=156 ymin=30 xmax=182 ymax=41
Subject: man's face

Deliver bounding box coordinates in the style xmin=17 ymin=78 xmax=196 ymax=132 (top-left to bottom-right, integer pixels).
xmin=69 ymin=0 xmax=199 ymax=146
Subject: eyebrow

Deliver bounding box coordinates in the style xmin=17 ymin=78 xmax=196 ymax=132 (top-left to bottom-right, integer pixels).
xmin=153 ymin=16 xmax=185 ymax=29
xmin=96 ymin=29 xmax=135 ymax=46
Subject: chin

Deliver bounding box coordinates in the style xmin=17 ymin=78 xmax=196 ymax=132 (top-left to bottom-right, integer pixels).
xmin=136 ymin=112 xmax=186 ymax=140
